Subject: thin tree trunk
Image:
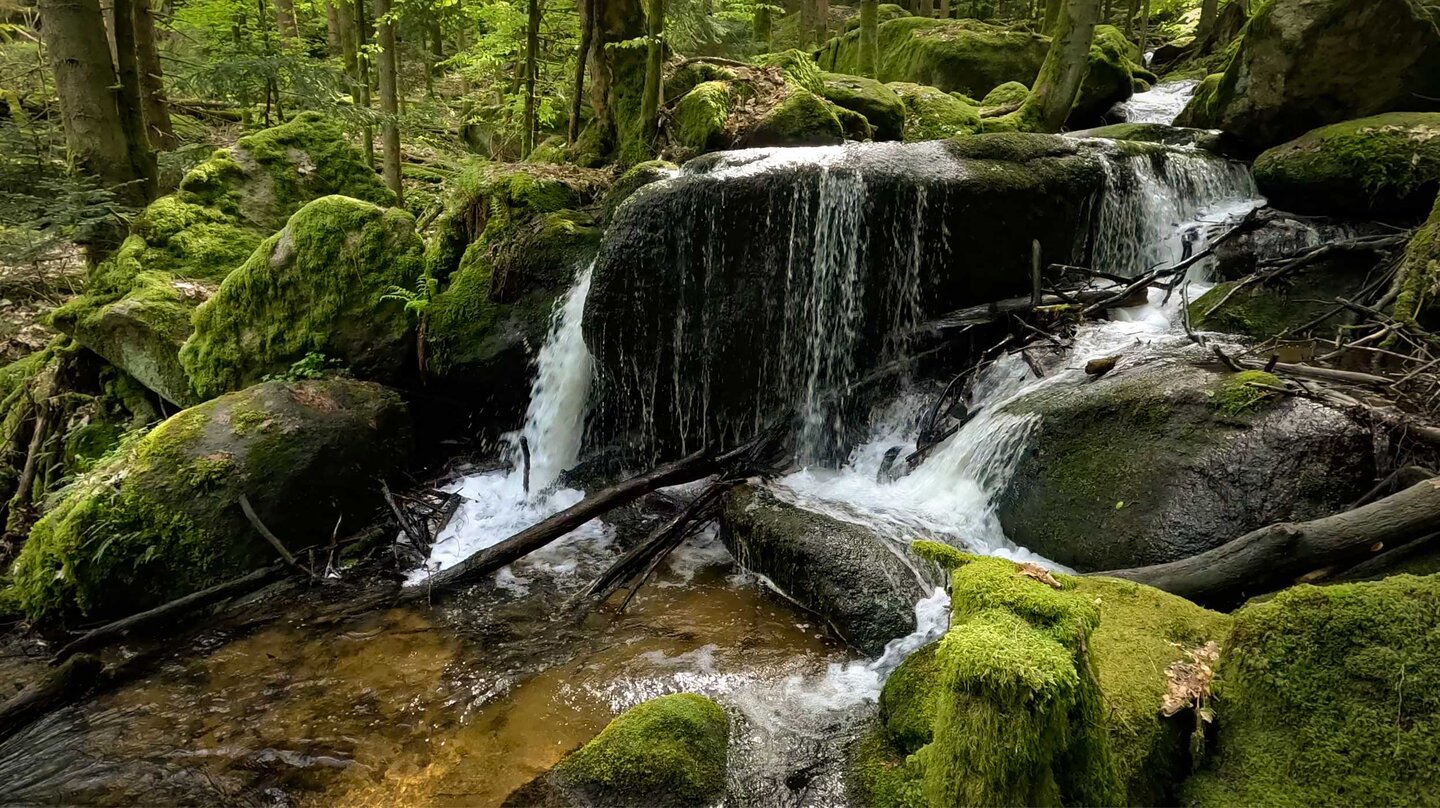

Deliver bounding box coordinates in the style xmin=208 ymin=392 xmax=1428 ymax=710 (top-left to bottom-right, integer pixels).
xmin=336 ymin=0 xmax=357 ymax=75
xmin=753 ymin=5 xmax=771 ymax=48
xmin=523 ymin=0 xmax=540 ymax=156
xmin=132 ymin=0 xmax=176 ymax=150
xmin=274 ymin=0 xmax=297 ymax=38
xmin=938 ymin=0 xmax=950 ymax=17
xmin=326 ymin=1 xmax=341 ymax=53
xmin=1194 ymin=0 xmax=1217 ymax=50
xmin=110 ymin=0 xmax=157 ymax=201
xmin=858 ymin=0 xmax=878 ymax=77
xmin=1136 ymin=0 xmax=1150 ymax=52
xmin=638 ymin=0 xmax=664 ymax=155
xmin=355 ymin=0 xmax=373 ymax=167
xmin=373 ymin=0 xmax=400 ymax=199
xmin=1124 ymin=0 xmax=1138 ymax=34
xmin=568 ymin=0 xmax=593 ymax=145
xmin=1010 ymin=0 xmax=1098 ymax=132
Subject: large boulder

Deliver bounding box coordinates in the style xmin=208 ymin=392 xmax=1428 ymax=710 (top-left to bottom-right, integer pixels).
xmin=816 ymin=19 xmax=1145 ymax=127
xmin=505 ymin=693 xmax=729 ymax=807
xmin=997 ymin=344 xmax=1374 ymax=571
xmin=178 ymin=196 xmax=424 ymax=400
xmin=887 ymin=82 xmax=983 ymax=141
xmin=665 ymin=62 xmax=861 ymax=158
xmin=1184 ymin=574 xmax=1440 ymax=806
xmin=820 ymin=73 xmax=907 ymax=142
xmin=50 ymin=114 xmax=393 ymax=406
xmin=3 ymin=379 xmax=412 ymax=619
xmin=852 ymin=552 xmax=1231 ymax=807
xmin=1253 ymin=113 xmax=1440 ymax=219
xmin=1175 ymin=0 xmax=1440 ymax=152
xmin=719 ymin=485 xmax=928 ymax=655
xmin=584 ymin=133 xmax=1112 ymax=460
xmin=423 ymin=162 xmax=607 ymax=428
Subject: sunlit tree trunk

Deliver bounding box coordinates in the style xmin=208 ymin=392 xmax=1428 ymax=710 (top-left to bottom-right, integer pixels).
xmin=589 ymin=0 xmax=645 ymax=161
xmin=1136 ymin=0 xmax=1150 ymax=52
xmin=326 ymin=2 xmax=341 ymax=53
xmin=858 ymin=0 xmax=878 ymax=77
xmin=133 ymin=0 xmax=176 ymax=150
xmin=1010 ymin=0 xmax=1098 ymax=131
xmin=1195 ymin=0 xmax=1218 ymax=49
xmin=568 ymin=0 xmax=593 ymax=144
xmin=373 ymin=0 xmax=400 ymax=199
xmin=355 ymin=0 xmax=374 ymax=167
xmin=274 ymin=0 xmax=298 ymax=38
xmin=938 ymin=0 xmax=950 ymax=18
xmin=111 ymin=0 xmax=157 ymax=201
xmin=638 ymin=0 xmax=664 ymax=155
xmin=523 ymin=0 xmax=540 ymax=155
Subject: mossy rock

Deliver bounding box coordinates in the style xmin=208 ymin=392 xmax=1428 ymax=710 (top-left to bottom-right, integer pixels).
xmin=1070 ymin=122 xmax=1237 ymax=155
xmin=602 ymin=160 xmax=678 ymax=219
xmin=1184 ymin=574 xmax=1440 ymax=806
xmin=888 ymin=82 xmax=982 ymax=141
xmin=671 ymin=81 xmax=736 ymax=156
xmin=179 ymin=196 xmax=424 ymax=400
xmin=842 ymin=2 xmax=909 ymax=32
xmin=664 ymin=61 xmax=739 ymax=103
xmin=1253 ymin=113 xmax=1440 ymax=219
xmin=854 ymin=555 xmax=1231 ymax=806
xmin=1174 ymin=0 xmax=1440 ymax=152
xmin=741 ymin=87 xmax=847 ymax=148
xmin=3 ymin=379 xmax=412 ymax=620
xmin=1072 ymin=25 xmax=1149 ymax=127
xmin=508 ymin=693 xmax=730 ymax=807
xmin=997 ymin=350 xmax=1374 ymax=572
xmin=980 ymin=80 xmax=1028 ymax=108
xmin=821 ymin=72 xmax=907 ymax=141
xmin=752 ymin=49 xmax=827 ymax=95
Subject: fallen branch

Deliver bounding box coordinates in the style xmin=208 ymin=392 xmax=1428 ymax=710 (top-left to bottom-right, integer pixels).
xmin=239 ymin=494 xmax=314 ymax=580
xmin=926 ymin=287 xmax=1146 ymax=330
xmin=51 ymin=564 xmax=287 ymax=665
xmin=1093 ymin=477 xmax=1440 ymax=607
xmin=1237 ymin=358 xmax=1393 ymax=388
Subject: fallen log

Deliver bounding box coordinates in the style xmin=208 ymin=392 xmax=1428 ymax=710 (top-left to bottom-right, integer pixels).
xmin=926 ymin=287 xmax=1148 ymax=330
xmin=0 ymin=653 xmax=102 ymax=743
xmin=1093 ymin=477 xmax=1440 ymax=607
xmin=404 ymin=447 xmax=720 ymax=599
xmin=51 ymin=564 xmax=287 ymax=665
xmin=1237 ymin=358 xmax=1393 ymax=388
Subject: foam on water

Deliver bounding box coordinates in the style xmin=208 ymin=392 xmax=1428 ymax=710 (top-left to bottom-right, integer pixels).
xmin=1113 ymin=78 xmax=1200 ymax=125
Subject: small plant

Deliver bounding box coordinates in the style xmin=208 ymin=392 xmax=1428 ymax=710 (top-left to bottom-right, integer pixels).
xmin=381 ymin=273 xmax=439 ymax=319
xmin=262 ymin=351 xmax=345 ymax=383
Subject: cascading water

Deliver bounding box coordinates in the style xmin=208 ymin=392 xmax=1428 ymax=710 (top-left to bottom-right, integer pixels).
xmin=1113 ymin=78 xmax=1201 ymax=125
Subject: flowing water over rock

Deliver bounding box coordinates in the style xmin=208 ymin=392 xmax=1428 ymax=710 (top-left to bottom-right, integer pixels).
xmin=1115 ymin=79 xmax=1202 ymax=125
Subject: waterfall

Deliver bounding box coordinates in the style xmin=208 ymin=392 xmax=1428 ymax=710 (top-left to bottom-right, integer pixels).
xmin=1113 ymin=78 xmax=1201 ymax=125
xmin=407 ymin=263 xmax=605 ymax=585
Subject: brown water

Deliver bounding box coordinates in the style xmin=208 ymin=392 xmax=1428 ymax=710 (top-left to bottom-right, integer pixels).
xmin=0 ymin=544 xmax=848 ymax=807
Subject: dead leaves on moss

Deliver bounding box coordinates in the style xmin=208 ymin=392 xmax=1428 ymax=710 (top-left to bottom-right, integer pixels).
xmin=1015 ymin=561 xmax=1062 ymax=589
xmin=1162 ymin=640 xmax=1220 ymax=720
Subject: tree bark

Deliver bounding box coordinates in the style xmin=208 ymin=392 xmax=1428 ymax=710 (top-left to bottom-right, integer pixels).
xmin=858 ymin=0 xmax=879 ymax=77
xmin=274 ymin=0 xmax=298 ymax=38
xmin=753 ymin=5 xmax=771 ymax=48
xmin=373 ymin=0 xmax=401 ymax=199
xmin=326 ymin=1 xmax=342 ymax=53
xmin=354 ymin=0 xmax=374 ymax=167
xmin=109 ymin=0 xmax=158 ymax=201
xmin=336 ymin=0 xmax=357 ymax=76
xmin=1042 ymin=0 xmax=1062 ymax=32
xmin=1009 ymin=0 xmax=1098 ymax=132
xmin=523 ymin=0 xmax=540 ymax=156
xmin=1136 ymin=0 xmax=1150 ymax=52
xmin=1095 ymin=478 xmax=1440 ymax=608
xmin=638 ymin=0 xmax=664 ymax=155
xmin=1194 ymin=0 xmax=1217 ymax=45
xmin=39 ymin=0 xmax=144 ymax=212
xmin=568 ymin=0 xmax=593 ymax=144
xmin=588 ymin=0 xmax=647 ymax=161
xmin=132 ymin=0 xmax=176 ymax=150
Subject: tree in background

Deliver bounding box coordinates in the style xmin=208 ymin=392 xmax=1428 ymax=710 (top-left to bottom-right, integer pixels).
xmin=1004 ymin=0 xmax=1098 ymax=131
xmin=638 ymin=0 xmax=665 ymax=154
xmin=858 ymin=0 xmax=878 ymax=77
xmin=374 ymin=0 xmax=401 ymax=198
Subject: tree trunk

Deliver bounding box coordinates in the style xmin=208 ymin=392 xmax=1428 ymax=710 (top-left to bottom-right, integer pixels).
xmin=1042 ymin=0 xmax=1062 ymax=32
xmin=1096 ymin=478 xmax=1440 ymax=609
xmin=336 ymin=0 xmax=357 ymax=76
xmin=274 ymin=0 xmax=297 ymax=38
xmin=373 ymin=0 xmax=400 ymax=199
xmin=1194 ymin=0 xmax=1218 ymax=51
xmin=938 ymin=0 xmax=950 ymax=17
xmin=1010 ymin=0 xmax=1097 ymax=132
xmin=1124 ymin=0 xmax=1137 ymax=34
xmin=109 ymin=0 xmax=158 ymax=202
xmin=753 ymin=5 xmax=771 ymax=48
xmin=355 ymin=0 xmax=373 ymax=167
xmin=132 ymin=0 xmax=176 ymax=150
xmin=325 ymin=1 xmax=341 ymax=53
xmin=522 ymin=0 xmax=540 ymax=156
xmin=858 ymin=0 xmax=878 ymax=77
xmin=588 ymin=0 xmax=647 ymax=161
xmin=1136 ymin=0 xmax=1150 ymax=52
xmin=638 ymin=0 xmax=664 ymax=156
xmin=39 ymin=0 xmax=144 ymax=216
xmin=568 ymin=0 xmax=593 ymax=144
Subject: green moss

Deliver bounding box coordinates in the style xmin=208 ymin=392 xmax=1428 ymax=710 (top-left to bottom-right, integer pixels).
xmin=752 ymin=49 xmax=827 ymax=95
xmin=980 ymin=80 xmax=1028 ymax=108
xmin=888 ymin=82 xmax=982 ymax=141
xmin=555 ymin=693 xmax=729 ymax=805
xmin=1184 ymin=575 xmax=1440 ymax=807
xmin=863 ymin=558 xmax=1229 ymax=806
xmin=1394 ymin=195 xmax=1440 ymax=329
xmin=820 ymin=72 xmax=907 ymax=141
xmin=672 ymin=81 xmax=735 ymax=155
xmin=666 ymin=61 xmax=739 ymax=102
xmin=1253 ymin=113 xmax=1440 ymax=217
xmin=179 ymin=196 xmax=424 ymax=399
xmin=1209 ymin=370 xmax=1283 ymax=417
xmin=746 ymin=88 xmax=847 ymax=147
xmin=911 ymin=539 xmax=973 ymax=572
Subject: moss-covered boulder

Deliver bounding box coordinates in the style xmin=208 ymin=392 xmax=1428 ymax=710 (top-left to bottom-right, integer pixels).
xmin=1070 ymin=121 xmax=1237 ymax=155
xmin=719 ymin=485 xmax=927 ymax=655
xmin=1253 ymin=113 xmax=1440 ymax=219
xmin=742 ymin=87 xmax=847 ymax=147
xmin=51 ymin=114 xmax=392 ymax=406
xmin=1184 ymin=574 xmax=1440 ymax=806
xmin=178 ymin=196 xmax=423 ymax=400
xmin=3 ymin=379 xmax=411 ymax=620
xmin=1175 ymin=0 xmax=1440 ymax=151
xmin=1393 ymin=194 xmax=1440 ymax=331
xmin=507 ymin=693 xmax=729 ymax=806
xmin=602 ymin=160 xmax=678 ymax=218
xmin=853 ymin=553 xmax=1230 ymax=807
xmin=821 ymin=73 xmax=907 ymax=141
xmin=818 ymin=19 xmax=1143 ymax=127
xmin=997 ymin=347 xmax=1373 ymax=572
xmin=663 ymin=63 xmax=864 ymax=156
xmin=671 ymin=80 xmax=735 ymax=155
xmin=888 ymin=82 xmax=983 ymax=141
xmin=980 ymin=80 xmax=1028 ymax=109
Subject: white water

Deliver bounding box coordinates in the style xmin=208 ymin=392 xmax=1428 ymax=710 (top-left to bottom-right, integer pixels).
xmin=1114 ymin=78 xmax=1201 ymax=125
xmin=406 ymin=264 xmax=607 ymax=589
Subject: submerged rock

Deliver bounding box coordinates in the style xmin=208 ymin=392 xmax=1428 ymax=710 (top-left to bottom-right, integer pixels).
xmin=3 ymin=379 xmax=411 ymax=620
xmin=1175 ymin=0 xmax=1440 ymax=151
xmin=1184 ymin=575 xmax=1440 ymax=806
xmin=506 ymin=693 xmax=729 ymax=807
xmin=1252 ymin=113 xmax=1440 ymax=219
xmin=50 ymin=114 xmax=392 ymax=406
xmin=997 ymin=346 xmax=1373 ymax=571
xmin=852 ymin=553 xmax=1230 ymax=807
xmin=179 ymin=196 xmax=424 ymax=400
